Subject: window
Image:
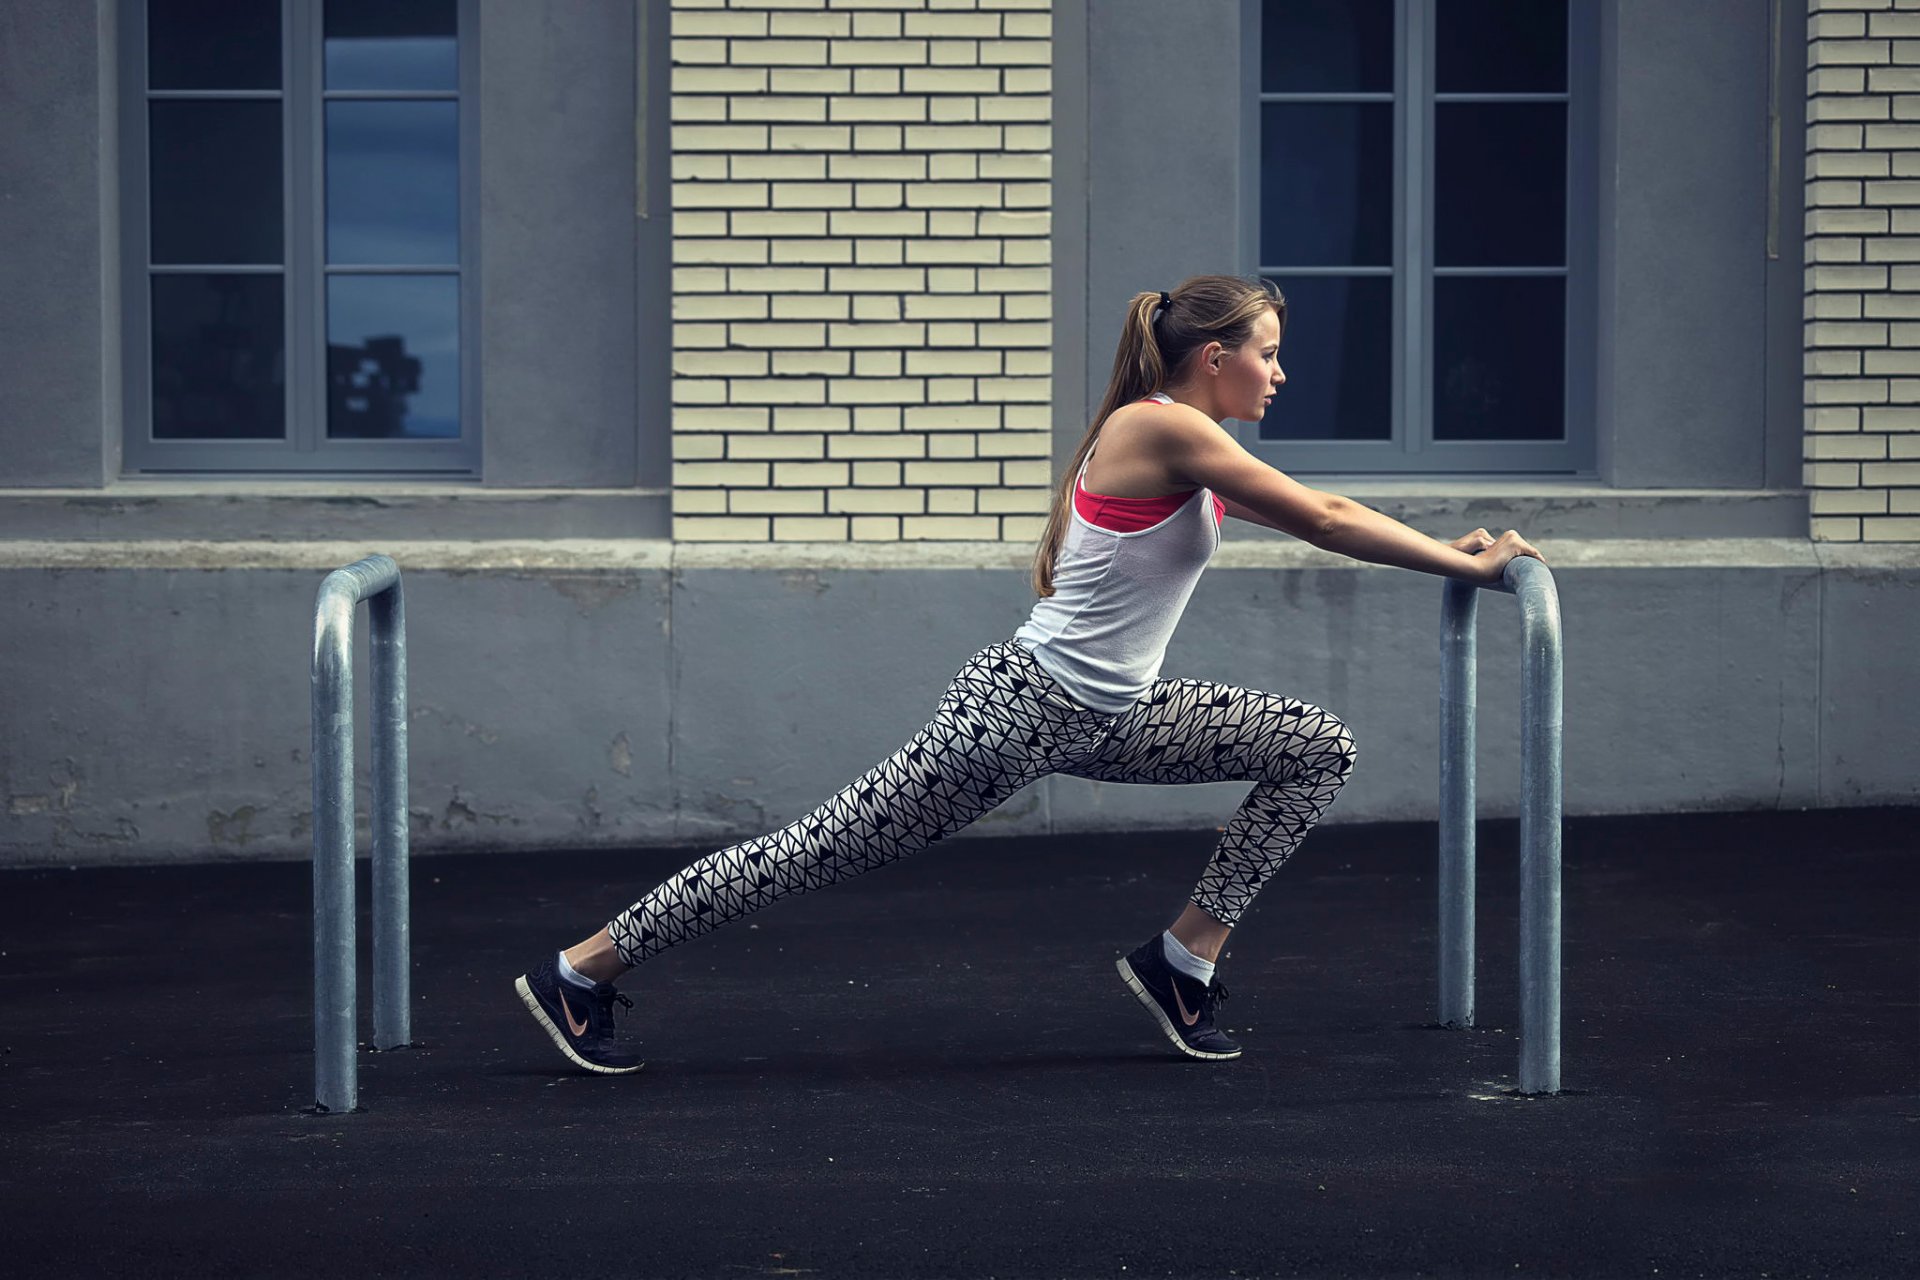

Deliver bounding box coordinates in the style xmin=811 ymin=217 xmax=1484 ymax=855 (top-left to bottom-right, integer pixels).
xmin=1251 ymin=0 xmax=1596 ymax=474
xmin=121 ymin=0 xmax=479 ymax=475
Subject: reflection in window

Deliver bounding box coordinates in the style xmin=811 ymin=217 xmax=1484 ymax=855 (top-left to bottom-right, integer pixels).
xmin=325 ymin=0 xmax=458 ymax=91
xmin=1257 ymin=276 xmax=1392 ymax=442
xmin=326 ymin=101 xmax=460 ymax=266
xmin=1261 ymin=103 xmax=1395 ymax=268
xmin=1433 ymin=277 xmax=1564 ymax=442
xmin=151 ymin=274 xmax=286 ymax=440
xmin=327 ymin=275 xmax=461 ymax=439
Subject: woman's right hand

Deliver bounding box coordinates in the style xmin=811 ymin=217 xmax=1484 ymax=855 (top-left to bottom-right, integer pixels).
xmin=1463 ymin=529 xmax=1546 ymax=585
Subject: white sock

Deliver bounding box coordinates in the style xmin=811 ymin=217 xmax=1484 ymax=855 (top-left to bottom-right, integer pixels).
xmin=555 ymin=950 xmax=596 ymax=989
xmin=1161 ymin=930 xmax=1216 ymax=984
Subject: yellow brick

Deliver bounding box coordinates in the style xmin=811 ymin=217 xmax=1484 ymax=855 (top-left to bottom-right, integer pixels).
xmin=773 ymin=517 xmax=851 ymax=541
xmin=905 ymin=404 xmax=1000 ymax=431
xmin=772 ymin=239 xmax=855 ymax=265
xmin=1003 ymin=348 xmax=1050 ymax=374
xmin=674 ymin=516 xmax=769 ymax=541
xmin=673 ymin=155 xmax=730 ymax=181
xmin=851 ymin=296 xmax=905 ymax=321
xmin=734 ymin=211 xmax=830 ymax=236
xmin=829 ymin=39 xmax=929 ymax=66
xmin=830 ymin=95 xmax=928 ymax=122
xmin=929 ymin=98 xmax=980 ymax=123
xmin=929 ymin=40 xmax=980 ymax=68
xmin=979 ymin=266 xmax=1049 ymax=292
xmin=1004 ymin=67 xmax=1050 ymax=93
xmin=851 ymin=461 xmax=902 ymax=485
xmin=851 ymin=516 xmax=901 ymax=540
xmin=852 ymin=406 xmax=902 ymax=431
xmin=1810 ymin=516 xmax=1862 ymax=540
xmin=1863 ymin=406 xmax=1920 ymax=429
xmin=827 ymin=433 xmax=928 ymax=458
xmin=674 ymin=237 xmax=770 ymax=266
xmin=1862 ymin=461 xmax=1920 ymax=484
xmin=671 ymin=97 xmax=727 ymax=123
xmin=830 ymin=210 xmax=928 ymax=235
xmin=673 ymin=125 xmax=771 ymax=151
xmin=772 ymin=349 xmax=852 ymax=376
xmin=674 ymin=379 xmax=728 ymax=406
xmin=978 ymin=321 xmax=1050 ymax=347
xmin=774 ymin=461 xmax=851 ymax=487
xmin=674 ymin=350 xmax=771 ymax=377
xmin=976 ymin=430 xmax=1051 ymax=457
xmin=729 ymin=39 xmax=831 ymax=66
xmin=773 ymin=182 xmax=854 ymax=208
xmin=1804 ymin=461 xmax=1862 ymax=486
xmin=1004 ymin=181 xmax=1050 ymax=209
xmin=1811 ymin=488 xmax=1889 ymax=514
xmin=904 ymin=461 xmax=998 ymax=485
xmin=675 ymin=461 xmax=769 ymax=486
xmin=731 ymin=489 xmax=826 ymax=514
xmin=672 ymin=67 xmax=768 ymax=94
xmin=906 ymin=182 xmax=1004 ymax=209
xmin=732 ymin=97 xmax=832 ymax=125
xmin=1002 ymin=459 xmax=1053 ymax=485
xmin=675 ymin=323 xmax=730 ymax=349
xmin=830 ymin=377 xmax=927 ymax=403
xmin=905 ymin=294 xmax=1000 ymax=319
xmin=673 ymin=211 xmax=729 ymax=237
xmin=675 ymin=10 xmax=769 ymax=37
xmin=768 ymin=12 xmax=851 ymax=38
xmin=902 ymin=516 xmax=999 ymax=539
xmin=671 ymin=434 xmax=728 ymax=462
xmin=977 ymin=487 xmax=1050 ymax=513
xmin=909 ymin=350 xmax=1001 ymax=375
xmin=729 ymin=378 xmax=829 ymax=405
xmin=852 ymin=67 xmax=901 ymax=94
xmin=854 ymin=181 xmax=905 ymax=207
xmin=671 ymin=38 xmax=728 ymax=65
xmin=851 ymin=13 xmax=903 ymax=37
xmin=829 ymin=154 xmax=928 ymax=179
xmin=677 ymin=406 xmax=770 ymax=432
xmin=905 ymin=239 xmax=1001 ymax=265
xmin=731 ymin=267 xmax=829 ymax=292
xmin=928 ymin=210 xmax=978 ymax=235
xmin=675 ymin=489 xmax=728 ymax=514
xmin=928 ymin=267 xmax=980 ymax=292
xmin=1861 ymin=516 xmax=1920 ymax=539
xmin=1001 ymin=515 xmax=1048 ymax=542
xmin=673 ymin=294 xmax=769 ymax=321
xmin=903 ymin=67 xmax=1000 ymax=93
xmin=1002 ymin=13 xmax=1052 ymax=38
xmin=1807 ymin=433 xmax=1890 ymax=459
xmin=827 ymin=321 xmax=928 ymax=348
xmin=980 ymin=95 xmax=1049 ymax=122
xmin=904 ymin=13 xmax=1001 ymax=37
xmin=927 ymin=434 xmax=977 ymax=458
xmin=853 ymin=239 xmax=905 ymax=264
xmin=732 ymin=322 xmax=830 ymax=347
xmin=770 ymin=125 xmax=853 ymax=151
xmin=727 ymin=434 xmax=828 ymax=459
xmin=827 ymin=488 xmax=926 ymax=514
xmin=673 ymin=266 xmax=730 ymax=294
xmin=928 ymin=488 xmax=979 ymax=514
xmin=1004 ymin=124 xmax=1049 ymax=150
xmin=853 ymin=124 xmax=905 ymax=149
xmin=853 ymin=350 xmax=904 ymax=376
xmin=768 ymin=293 xmax=852 ymax=318
xmin=772 ymin=406 xmax=852 ymax=432
xmin=770 ymin=67 xmax=852 ymax=93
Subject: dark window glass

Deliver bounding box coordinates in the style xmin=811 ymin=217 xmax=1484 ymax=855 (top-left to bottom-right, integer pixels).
xmin=147 ymin=0 xmax=280 ymax=91
xmin=325 ymin=0 xmax=459 ymax=92
xmin=326 ymin=101 xmax=460 ymax=265
xmin=327 ymin=275 xmax=461 ymax=439
xmin=1261 ymin=0 xmax=1395 ymax=93
xmin=1432 ymin=276 xmax=1563 ymax=441
xmin=1436 ymin=0 xmax=1567 ymax=94
xmin=151 ymin=273 xmax=285 ymax=440
xmin=1434 ymin=102 xmax=1565 ymax=268
xmin=1261 ymin=103 xmax=1394 ymax=267
xmin=1256 ymin=276 xmax=1391 ymax=442
xmin=149 ymin=100 xmax=283 ymax=266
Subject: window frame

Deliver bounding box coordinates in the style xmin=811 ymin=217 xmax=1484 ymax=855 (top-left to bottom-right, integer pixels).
xmin=1239 ymin=0 xmax=1599 ymax=476
xmin=119 ymin=0 xmax=482 ymax=477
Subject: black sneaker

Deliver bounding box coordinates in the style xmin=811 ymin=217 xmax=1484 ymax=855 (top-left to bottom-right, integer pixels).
xmin=514 ymin=955 xmax=646 ymax=1074
xmin=1115 ymin=934 xmax=1242 ymax=1060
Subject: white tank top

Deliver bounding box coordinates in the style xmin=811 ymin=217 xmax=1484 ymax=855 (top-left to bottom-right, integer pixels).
xmin=1011 ymin=392 xmax=1223 ymax=714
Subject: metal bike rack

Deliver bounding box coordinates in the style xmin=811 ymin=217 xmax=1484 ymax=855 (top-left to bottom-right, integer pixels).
xmin=1439 ymin=555 xmax=1563 ymax=1095
xmin=311 ymin=553 xmax=410 ymax=1113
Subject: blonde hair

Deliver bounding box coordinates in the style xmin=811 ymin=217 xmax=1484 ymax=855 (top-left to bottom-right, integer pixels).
xmin=1029 ymin=273 xmax=1287 ymax=597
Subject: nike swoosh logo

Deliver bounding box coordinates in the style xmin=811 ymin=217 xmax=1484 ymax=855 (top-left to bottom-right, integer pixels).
xmin=557 ymin=985 xmax=589 ymax=1037
xmin=1172 ymin=978 xmax=1201 ymax=1027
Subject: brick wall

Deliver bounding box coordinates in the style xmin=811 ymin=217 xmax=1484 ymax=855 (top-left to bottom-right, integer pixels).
xmin=1806 ymin=0 xmax=1920 ymax=540
xmin=668 ymin=0 xmax=1053 ymax=542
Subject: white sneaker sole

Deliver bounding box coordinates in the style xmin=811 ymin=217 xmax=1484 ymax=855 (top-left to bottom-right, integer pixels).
xmin=1115 ymin=956 xmax=1242 ymax=1061
xmin=514 ymin=975 xmax=646 ymax=1075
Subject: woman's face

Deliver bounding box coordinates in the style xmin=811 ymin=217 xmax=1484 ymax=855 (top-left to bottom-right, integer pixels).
xmin=1191 ymin=306 xmax=1286 ymax=422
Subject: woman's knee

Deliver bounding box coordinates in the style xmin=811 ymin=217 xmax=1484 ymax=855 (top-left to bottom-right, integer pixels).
xmin=1268 ymin=700 xmax=1356 ymax=785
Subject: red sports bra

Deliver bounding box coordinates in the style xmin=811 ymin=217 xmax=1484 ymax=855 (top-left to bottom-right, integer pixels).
xmin=1071 ymin=396 xmax=1226 ymax=533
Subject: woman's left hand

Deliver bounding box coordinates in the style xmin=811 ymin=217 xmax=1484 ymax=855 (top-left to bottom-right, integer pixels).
xmin=1449 ymin=528 xmax=1497 ymax=555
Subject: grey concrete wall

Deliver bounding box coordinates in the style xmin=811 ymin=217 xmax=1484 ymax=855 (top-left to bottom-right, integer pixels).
xmin=0 ymin=0 xmax=115 ymax=487
xmin=1599 ymin=0 xmax=1784 ymax=488
xmin=3 ymin=541 xmax=1914 ymax=868
xmin=475 ymin=0 xmax=642 ymax=488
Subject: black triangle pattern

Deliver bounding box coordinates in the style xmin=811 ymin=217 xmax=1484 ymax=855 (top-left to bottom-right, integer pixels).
xmin=1059 ymin=676 xmax=1356 ymax=924
xmin=606 ymin=641 xmax=1355 ymax=965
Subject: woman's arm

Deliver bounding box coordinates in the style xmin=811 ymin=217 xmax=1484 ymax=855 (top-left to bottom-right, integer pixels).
xmin=1154 ymin=406 xmax=1515 ymax=583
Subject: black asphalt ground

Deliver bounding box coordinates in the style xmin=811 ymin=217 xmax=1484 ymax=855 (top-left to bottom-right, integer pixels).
xmin=2 ymin=807 xmax=1914 ymax=1279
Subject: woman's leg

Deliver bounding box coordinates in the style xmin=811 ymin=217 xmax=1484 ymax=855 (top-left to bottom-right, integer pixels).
xmin=1059 ymin=675 xmax=1358 ymax=941
xmin=591 ymin=641 xmax=1115 ymax=974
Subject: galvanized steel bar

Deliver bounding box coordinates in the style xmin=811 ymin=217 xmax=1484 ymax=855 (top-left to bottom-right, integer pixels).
xmin=1438 ymin=556 xmax=1563 ymax=1095
xmin=1438 ymin=578 xmax=1477 ymax=1031
xmin=311 ymin=554 xmax=409 ymax=1113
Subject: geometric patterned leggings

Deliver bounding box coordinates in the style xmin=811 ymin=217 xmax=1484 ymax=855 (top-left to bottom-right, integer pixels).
xmin=605 ymin=638 xmax=1357 ymax=967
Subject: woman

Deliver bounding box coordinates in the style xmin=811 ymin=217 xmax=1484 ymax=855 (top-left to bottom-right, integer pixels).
xmin=516 ymin=273 xmax=1545 ymax=1073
